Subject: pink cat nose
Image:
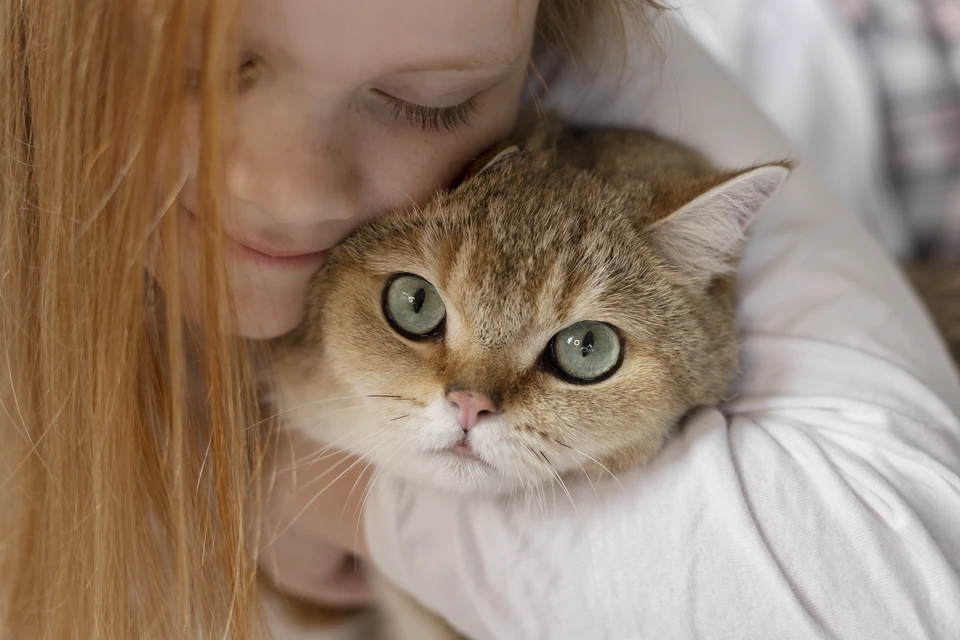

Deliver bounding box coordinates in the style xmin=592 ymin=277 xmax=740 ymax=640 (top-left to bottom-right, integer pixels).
xmin=446 ymin=390 xmax=499 ymax=432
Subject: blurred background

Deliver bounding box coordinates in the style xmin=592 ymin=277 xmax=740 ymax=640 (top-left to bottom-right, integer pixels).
xmin=680 ymin=0 xmax=959 ymax=262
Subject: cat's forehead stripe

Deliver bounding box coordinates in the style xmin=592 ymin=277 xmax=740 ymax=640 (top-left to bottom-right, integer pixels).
xmin=341 ymin=156 xmax=669 ymax=354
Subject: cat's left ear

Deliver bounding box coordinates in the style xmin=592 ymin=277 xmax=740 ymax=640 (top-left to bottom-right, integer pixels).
xmin=457 ymin=145 xmax=522 ymax=184
xmin=650 ymin=163 xmax=792 ymax=285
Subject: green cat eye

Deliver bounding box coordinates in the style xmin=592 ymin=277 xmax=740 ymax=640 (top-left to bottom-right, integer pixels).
xmin=548 ymin=321 xmax=622 ymax=383
xmin=383 ymin=274 xmax=446 ymax=339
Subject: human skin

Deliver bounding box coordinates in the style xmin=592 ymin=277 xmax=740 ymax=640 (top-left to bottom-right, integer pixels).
xmin=176 ymin=0 xmax=541 ymax=606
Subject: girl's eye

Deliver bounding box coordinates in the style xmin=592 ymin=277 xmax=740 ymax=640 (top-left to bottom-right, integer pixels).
xmin=186 ymin=58 xmax=260 ymax=93
xmin=375 ymin=90 xmax=479 ymax=133
xmin=547 ymin=321 xmax=623 ymax=384
xmin=383 ymin=274 xmax=447 ymax=340
xmin=236 ymin=58 xmax=260 ymax=92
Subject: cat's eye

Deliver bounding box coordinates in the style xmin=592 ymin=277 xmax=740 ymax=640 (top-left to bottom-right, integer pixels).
xmin=547 ymin=321 xmax=623 ymax=383
xmin=383 ymin=274 xmax=446 ymax=339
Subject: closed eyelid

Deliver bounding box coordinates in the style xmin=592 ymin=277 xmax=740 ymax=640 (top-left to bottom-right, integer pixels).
xmin=385 ymin=50 xmax=525 ymax=75
xmin=375 ymin=68 xmax=512 ymax=107
xmin=370 ymin=87 xmax=476 ymax=110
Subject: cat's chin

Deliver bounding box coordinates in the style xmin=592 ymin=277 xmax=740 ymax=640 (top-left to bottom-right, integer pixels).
xmin=381 ymin=450 xmax=520 ymax=496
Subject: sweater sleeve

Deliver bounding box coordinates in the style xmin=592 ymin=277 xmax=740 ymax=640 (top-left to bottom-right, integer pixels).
xmin=364 ymin=13 xmax=960 ymax=640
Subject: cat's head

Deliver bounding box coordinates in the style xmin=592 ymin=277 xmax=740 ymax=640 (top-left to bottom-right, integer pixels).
xmin=267 ymin=126 xmax=789 ymax=494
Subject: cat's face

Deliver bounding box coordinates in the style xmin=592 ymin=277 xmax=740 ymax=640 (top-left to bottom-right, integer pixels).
xmin=268 ymin=131 xmax=788 ymax=494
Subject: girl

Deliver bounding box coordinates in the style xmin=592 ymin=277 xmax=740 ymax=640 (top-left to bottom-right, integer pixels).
xmin=2 ymin=1 xmax=958 ymax=639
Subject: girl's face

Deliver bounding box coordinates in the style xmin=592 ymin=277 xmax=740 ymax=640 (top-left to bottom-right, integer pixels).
xmin=177 ymin=0 xmax=540 ymax=339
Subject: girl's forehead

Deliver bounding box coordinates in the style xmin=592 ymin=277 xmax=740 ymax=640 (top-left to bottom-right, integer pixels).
xmin=239 ymin=0 xmax=539 ymax=78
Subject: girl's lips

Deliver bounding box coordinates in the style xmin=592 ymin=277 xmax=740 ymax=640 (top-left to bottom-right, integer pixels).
xmin=226 ymin=237 xmax=328 ymax=270
xmin=181 ymin=206 xmax=328 ymax=270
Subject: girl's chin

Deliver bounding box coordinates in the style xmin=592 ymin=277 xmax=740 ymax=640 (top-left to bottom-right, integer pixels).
xmin=229 ymin=277 xmax=314 ymax=339
xmin=235 ymin=305 xmax=305 ymax=340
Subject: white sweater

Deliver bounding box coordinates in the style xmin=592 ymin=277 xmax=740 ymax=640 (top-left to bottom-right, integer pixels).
xmin=364 ymin=12 xmax=960 ymax=640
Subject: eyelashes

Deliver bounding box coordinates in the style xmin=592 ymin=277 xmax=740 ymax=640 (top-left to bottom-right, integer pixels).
xmin=377 ymin=91 xmax=479 ymax=134
xmin=185 ymin=62 xmax=480 ymax=134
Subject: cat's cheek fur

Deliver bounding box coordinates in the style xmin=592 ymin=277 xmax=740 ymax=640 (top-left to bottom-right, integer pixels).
xmin=270 ymin=350 xmax=513 ymax=494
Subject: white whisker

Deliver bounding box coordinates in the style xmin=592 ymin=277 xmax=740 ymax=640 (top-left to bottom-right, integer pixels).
xmin=253 ymin=392 xmax=407 ymax=428
xmin=343 ymin=456 xmax=379 ymax=516
xmin=269 ymin=439 xmax=392 ymax=544
xmin=353 ymin=444 xmax=407 ymax=554
xmin=289 ymin=429 xmax=392 ymax=495
xmin=274 ymin=424 xmax=391 ymax=475
xmin=548 ymin=465 xmax=579 ymax=518
xmin=570 ymin=447 xmax=625 ymax=492
xmin=569 ymin=456 xmax=599 ymax=502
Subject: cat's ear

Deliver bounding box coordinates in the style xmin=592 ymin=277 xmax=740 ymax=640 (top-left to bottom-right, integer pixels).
xmin=458 ymin=145 xmax=521 ymax=184
xmin=650 ymin=163 xmax=791 ymax=284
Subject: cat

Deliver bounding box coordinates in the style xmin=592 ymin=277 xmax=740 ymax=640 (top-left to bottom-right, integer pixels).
xmin=262 ymin=113 xmax=791 ymax=638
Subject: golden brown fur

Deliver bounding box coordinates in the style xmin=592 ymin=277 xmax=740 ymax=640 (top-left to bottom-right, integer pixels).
xmin=907 ymin=264 xmax=960 ymax=363
xmin=268 ymin=116 xmax=789 ymax=494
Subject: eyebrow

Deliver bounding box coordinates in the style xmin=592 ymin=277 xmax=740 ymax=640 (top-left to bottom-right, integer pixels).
xmin=389 ymin=49 xmax=525 ymax=75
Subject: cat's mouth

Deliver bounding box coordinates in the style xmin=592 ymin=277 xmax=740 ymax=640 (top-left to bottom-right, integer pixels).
xmin=441 ymin=440 xmax=492 ymax=468
xmin=448 ymin=441 xmax=479 ymax=459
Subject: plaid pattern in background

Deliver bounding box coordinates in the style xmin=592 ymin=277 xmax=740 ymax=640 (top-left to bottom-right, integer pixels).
xmin=836 ymin=0 xmax=960 ymax=261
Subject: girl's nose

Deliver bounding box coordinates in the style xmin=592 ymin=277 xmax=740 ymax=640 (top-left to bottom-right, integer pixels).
xmin=226 ymin=124 xmax=358 ymax=227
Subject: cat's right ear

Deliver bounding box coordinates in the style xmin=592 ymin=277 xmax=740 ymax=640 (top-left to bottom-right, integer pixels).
xmin=649 ymin=163 xmax=791 ymax=285
xmin=455 ymin=145 xmax=521 ymax=185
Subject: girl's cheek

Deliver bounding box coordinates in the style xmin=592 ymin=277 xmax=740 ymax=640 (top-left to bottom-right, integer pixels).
xmin=371 ymin=65 xmax=528 ymax=203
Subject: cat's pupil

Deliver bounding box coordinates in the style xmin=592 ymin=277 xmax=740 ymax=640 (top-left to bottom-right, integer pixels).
xmin=553 ymin=321 xmax=621 ymax=382
xmin=385 ymin=275 xmax=446 ymax=339
xmin=412 ymin=287 xmax=426 ymax=313
xmin=581 ymin=331 xmax=595 ymax=357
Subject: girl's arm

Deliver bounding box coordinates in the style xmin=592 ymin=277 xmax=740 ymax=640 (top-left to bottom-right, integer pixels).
xmin=362 ymin=13 xmax=960 ymax=639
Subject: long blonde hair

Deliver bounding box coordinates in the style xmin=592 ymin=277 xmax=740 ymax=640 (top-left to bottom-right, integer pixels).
xmin=0 ymin=1 xmax=664 ymax=638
